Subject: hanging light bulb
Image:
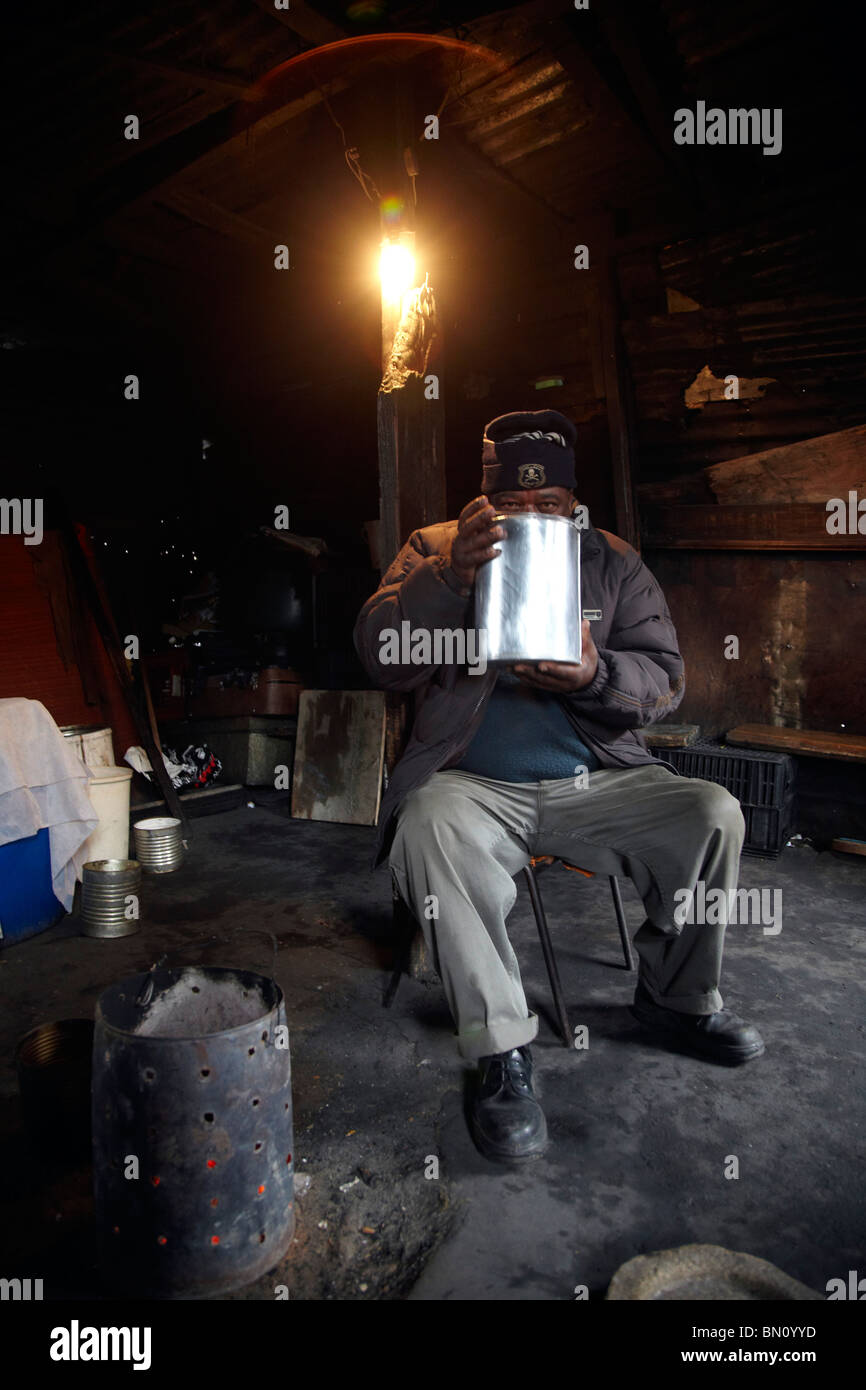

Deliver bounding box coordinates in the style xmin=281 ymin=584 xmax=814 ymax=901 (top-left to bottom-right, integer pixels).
xmin=379 ymin=239 xmax=415 ymax=306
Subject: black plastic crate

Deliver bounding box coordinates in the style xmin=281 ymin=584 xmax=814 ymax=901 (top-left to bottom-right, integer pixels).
xmin=740 ymin=794 xmax=796 ymax=857
xmin=651 ymin=740 xmax=796 ymax=857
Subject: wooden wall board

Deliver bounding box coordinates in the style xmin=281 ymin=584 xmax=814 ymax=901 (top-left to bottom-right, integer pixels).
xmin=291 ymin=690 xmax=386 ymax=827
xmin=641 ymin=503 xmax=866 ymax=550
xmin=644 ymin=549 xmax=866 ymax=738
xmin=726 ymin=725 xmax=866 ymax=763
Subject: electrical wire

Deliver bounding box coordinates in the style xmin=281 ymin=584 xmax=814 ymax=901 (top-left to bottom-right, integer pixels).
xmin=318 ymin=83 xmax=381 ymax=204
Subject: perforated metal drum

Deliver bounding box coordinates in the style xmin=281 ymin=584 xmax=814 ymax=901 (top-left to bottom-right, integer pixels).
xmin=92 ymin=965 xmax=294 ymax=1297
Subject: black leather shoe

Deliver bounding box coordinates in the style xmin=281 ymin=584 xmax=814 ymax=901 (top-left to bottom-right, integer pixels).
xmin=630 ymin=981 xmax=764 ymax=1065
xmin=470 ymin=1045 xmax=549 ymax=1161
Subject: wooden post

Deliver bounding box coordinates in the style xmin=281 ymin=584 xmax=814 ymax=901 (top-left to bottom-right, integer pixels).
xmin=375 ymin=101 xmax=446 ymax=980
xmin=599 ymin=256 xmax=641 ymax=553
xmin=587 ymin=216 xmax=641 ymax=552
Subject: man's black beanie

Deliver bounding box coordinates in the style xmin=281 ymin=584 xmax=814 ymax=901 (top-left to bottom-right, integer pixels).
xmin=481 ymin=409 xmax=577 ymax=494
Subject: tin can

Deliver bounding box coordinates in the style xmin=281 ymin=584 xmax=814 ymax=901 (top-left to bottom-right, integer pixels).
xmin=81 ymin=859 xmax=142 ymax=938
xmin=474 ymin=513 xmax=582 ymax=664
xmin=133 ymin=817 xmax=184 ymax=873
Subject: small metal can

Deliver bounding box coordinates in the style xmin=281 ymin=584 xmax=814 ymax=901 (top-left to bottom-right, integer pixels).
xmin=133 ymin=817 xmax=185 ymax=874
xmin=81 ymin=859 xmax=142 ymax=938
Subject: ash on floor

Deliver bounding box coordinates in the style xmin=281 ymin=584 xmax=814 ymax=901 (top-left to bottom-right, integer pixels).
xmin=1 ymin=798 xmax=863 ymax=1300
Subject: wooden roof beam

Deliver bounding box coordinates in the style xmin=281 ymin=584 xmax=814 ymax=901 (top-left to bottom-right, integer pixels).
xmin=71 ymin=43 xmax=257 ymax=100
xmin=248 ymin=0 xmax=347 ymax=46
xmin=538 ymin=8 xmax=701 ymax=214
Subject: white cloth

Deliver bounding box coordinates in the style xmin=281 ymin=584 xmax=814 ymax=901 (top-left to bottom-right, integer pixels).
xmin=0 ymin=698 xmax=100 ymax=911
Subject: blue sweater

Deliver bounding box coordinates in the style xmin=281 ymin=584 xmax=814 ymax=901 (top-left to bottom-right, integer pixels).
xmin=453 ymin=671 xmax=599 ymax=781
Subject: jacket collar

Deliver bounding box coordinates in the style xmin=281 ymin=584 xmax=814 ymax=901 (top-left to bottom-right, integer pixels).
xmin=580 ymin=524 xmax=603 ymax=559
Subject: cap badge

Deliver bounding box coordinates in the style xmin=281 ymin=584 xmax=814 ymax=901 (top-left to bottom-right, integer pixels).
xmin=517 ymin=462 xmax=546 ymax=488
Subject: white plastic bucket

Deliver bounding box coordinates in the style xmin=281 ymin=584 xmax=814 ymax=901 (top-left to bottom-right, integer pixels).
xmin=62 ymin=725 xmax=115 ymax=768
xmin=82 ymin=766 xmax=133 ymax=862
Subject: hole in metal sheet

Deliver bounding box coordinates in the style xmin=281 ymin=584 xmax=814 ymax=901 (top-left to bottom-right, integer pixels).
xmin=158 ymin=1236 xmax=167 ymax=1245
xmin=254 ymin=1142 xmax=263 ymax=1152
xmin=204 ymin=1112 xmax=214 ymax=1123
xmin=286 ymin=1153 xmax=292 ymax=1165
xmin=151 ymin=1176 xmax=160 ymax=1186
xmin=257 ymin=1184 xmax=265 ymax=1194
xmin=211 ymin=1198 xmax=218 ymax=1207
xmin=144 ymin=1069 xmax=155 ymax=1081
xmin=252 ymin=1097 xmax=260 ymax=1107
xmin=191 ymin=986 xmax=201 ymax=994
xmin=211 ymin=1235 xmax=220 ymax=1246
xmin=259 ymin=1231 xmax=266 ymax=1243
xmin=248 ymin=1047 xmax=255 ymax=1056
xmin=261 ymin=1031 xmax=268 ymax=1042
xmin=207 ymin=1159 xmax=216 ymax=1168
xmin=201 ymin=1069 xmax=210 ymax=1078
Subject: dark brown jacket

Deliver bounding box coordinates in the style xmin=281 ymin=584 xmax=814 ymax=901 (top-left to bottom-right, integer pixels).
xmin=354 ymin=520 xmax=685 ymax=864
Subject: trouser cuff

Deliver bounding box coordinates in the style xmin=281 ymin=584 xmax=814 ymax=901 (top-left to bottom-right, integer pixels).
xmin=638 ymin=973 xmax=723 ymax=1016
xmin=456 ymin=1010 xmax=539 ymax=1061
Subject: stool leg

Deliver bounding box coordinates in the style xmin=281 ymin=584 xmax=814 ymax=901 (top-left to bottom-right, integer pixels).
xmin=384 ymin=888 xmax=413 ymax=1007
xmin=609 ymin=875 xmax=634 ymax=970
xmin=383 ymin=953 xmax=406 ymax=1008
xmin=524 ymin=866 xmax=571 ymax=1047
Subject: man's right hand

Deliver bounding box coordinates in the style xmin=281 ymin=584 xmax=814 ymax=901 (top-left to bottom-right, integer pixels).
xmin=449 ymin=496 xmax=505 ymax=588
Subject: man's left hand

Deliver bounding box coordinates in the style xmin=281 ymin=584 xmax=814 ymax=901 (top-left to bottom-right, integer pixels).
xmin=513 ymin=619 xmax=598 ymax=692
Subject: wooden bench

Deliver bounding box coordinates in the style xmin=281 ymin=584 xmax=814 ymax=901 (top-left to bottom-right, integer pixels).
xmin=726 ymin=725 xmax=866 ymax=764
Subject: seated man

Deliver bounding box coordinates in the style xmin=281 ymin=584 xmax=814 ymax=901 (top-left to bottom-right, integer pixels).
xmin=354 ymin=408 xmax=763 ymax=1164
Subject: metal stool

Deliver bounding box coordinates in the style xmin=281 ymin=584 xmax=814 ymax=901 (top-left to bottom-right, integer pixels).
xmin=524 ymin=857 xmax=634 ymax=1047
xmin=384 ymin=858 xmax=634 ymax=1048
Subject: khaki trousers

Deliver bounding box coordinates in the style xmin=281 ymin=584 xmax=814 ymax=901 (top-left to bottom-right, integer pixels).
xmin=389 ymin=765 xmax=746 ymax=1060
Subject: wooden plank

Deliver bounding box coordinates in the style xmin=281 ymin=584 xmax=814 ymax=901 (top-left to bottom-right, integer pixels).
xmin=705 ymin=425 xmax=866 ymax=504
xmin=638 ymin=425 xmax=866 ymax=505
xmin=291 ymin=691 xmax=386 ymax=825
xmin=156 ymin=189 xmax=272 ymax=246
xmin=642 ymin=503 xmax=866 ymax=549
xmin=73 ymin=43 xmax=256 ymax=99
xmin=726 ymin=725 xmax=866 ymax=763
xmin=248 ymin=0 xmax=347 ymax=45
xmin=831 ymin=838 xmax=866 ymax=856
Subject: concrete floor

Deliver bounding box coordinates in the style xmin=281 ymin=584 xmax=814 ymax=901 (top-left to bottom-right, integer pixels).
xmin=1 ymin=793 xmax=864 ymax=1301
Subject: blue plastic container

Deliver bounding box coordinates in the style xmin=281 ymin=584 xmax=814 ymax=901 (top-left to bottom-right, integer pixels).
xmin=0 ymin=828 xmax=66 ymax=945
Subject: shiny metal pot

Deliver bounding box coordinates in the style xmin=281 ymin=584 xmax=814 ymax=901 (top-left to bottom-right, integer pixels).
xmin=474 ymin=513 xmax=583 ymax=664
